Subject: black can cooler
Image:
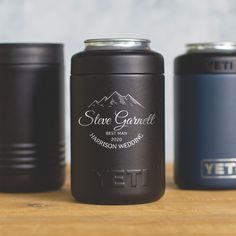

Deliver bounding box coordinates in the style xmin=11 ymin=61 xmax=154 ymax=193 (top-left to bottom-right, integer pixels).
xmin=0 ymin=44 xmax=65 ymax=192
xmin=71 ymin=38 xmax=165 ymax=204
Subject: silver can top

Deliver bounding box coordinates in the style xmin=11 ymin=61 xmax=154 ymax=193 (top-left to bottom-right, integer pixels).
xmin=186 ymin=42 xmax=236 ymax=53
xmin=84 ymin=38 xmax=151 ymax=51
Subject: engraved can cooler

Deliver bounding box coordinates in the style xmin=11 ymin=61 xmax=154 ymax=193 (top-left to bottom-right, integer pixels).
xmin=71 ymin=38 xmax=165 ymax=204
xmin=0 ymin=44 xmax=65 ymax=192
xmin=175 ymin=42 xmax=236 ymax=189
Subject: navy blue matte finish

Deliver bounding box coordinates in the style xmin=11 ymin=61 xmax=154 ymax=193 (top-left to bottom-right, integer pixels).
xmin=175 ymin=74 xmax=236 ymax=189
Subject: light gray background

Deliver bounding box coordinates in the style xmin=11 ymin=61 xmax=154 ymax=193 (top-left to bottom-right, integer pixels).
xmin=0 ymin=0 xmax=235 ymax=162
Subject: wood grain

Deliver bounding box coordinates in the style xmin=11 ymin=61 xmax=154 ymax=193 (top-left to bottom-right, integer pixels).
xmin=0 ymin=164 xmax=236 ymax=236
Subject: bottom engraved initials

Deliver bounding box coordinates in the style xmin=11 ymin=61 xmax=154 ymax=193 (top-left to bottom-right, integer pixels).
xmin=93 ymin=169 xmax=148 ymax=188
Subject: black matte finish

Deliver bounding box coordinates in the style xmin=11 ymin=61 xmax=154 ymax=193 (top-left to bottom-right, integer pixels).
xmin=0 ymin=44 xmax=65 ymax=192
xmin=71 ymin=48 xmax=165 ymax=204
xmin=0 ymin=43 xmax=64 ymax=64
xmin=71 ymin=50 xmax=164 ymax=74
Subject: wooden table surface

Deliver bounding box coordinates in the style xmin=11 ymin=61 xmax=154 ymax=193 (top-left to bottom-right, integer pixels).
xmin=0 ymin=164 xmax=236 ymax=236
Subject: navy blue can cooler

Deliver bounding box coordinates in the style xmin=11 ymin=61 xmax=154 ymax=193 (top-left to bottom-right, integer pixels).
xmin=174 ymin=42 xmax=236 ymax=189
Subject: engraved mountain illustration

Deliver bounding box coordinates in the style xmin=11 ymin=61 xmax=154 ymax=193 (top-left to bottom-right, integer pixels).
xmin=88 ymin=91 xmax=145 ymax=109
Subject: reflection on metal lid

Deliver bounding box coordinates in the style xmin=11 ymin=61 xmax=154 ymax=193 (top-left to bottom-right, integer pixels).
xmin=84 ymin=38 xmax=151 ymax=50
